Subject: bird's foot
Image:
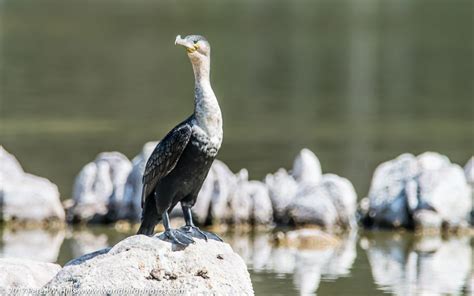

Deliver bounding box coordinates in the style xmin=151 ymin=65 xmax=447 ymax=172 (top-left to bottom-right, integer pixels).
xmin=179 ymin=225 xmax=223 ymax=242
xmin=158 ymin=229 xmax=195 ymax=247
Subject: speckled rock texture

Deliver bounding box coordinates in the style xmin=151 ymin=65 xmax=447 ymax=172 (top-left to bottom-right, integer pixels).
xmin=45 ymin=235 xmax=254 ymax=295
xmin=0 ymin=146 xmax=65 ymax=222
xmin=0 ymin=258 xmax=61 ymax=289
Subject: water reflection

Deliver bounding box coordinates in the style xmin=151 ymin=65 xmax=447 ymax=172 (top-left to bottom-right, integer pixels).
xmin=0 ymin=227 xmax=471 ymax=295
xmin=0 ymin=227 xmax=64 ymax=263
xmin=361 ymin=232 xmax=472 ymax=295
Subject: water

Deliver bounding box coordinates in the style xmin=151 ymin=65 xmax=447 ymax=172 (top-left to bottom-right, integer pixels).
xmin=0 ymin=226 xmax=472 ymax=295
xmin=1 ymin=0 xmax=473 ymax=294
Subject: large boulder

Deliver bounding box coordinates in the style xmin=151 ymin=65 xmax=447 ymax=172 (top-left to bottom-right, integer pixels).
xmin=45 ymin=235 xmax=254 ymax=295
xmin=0 ymin=258 xmax=61 ymax=290
xmin=0 ymin=146 xmax=65 ymax=222
xmin=364 ymin=152 xmax=472 ymax=230
xmin=122 ymin=142 xmax=158 ymax=221
xmin=69 ymin=152 xmax=132 ymax=223
xmin=288 ymin=174 xmax=357 ymax=229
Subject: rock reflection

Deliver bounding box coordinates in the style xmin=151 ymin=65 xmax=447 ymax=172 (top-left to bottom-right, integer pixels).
xmin=0 ymin=227 xmax=64 ymax=263
xmin=225 ymin=229 xmax=357 ymax=295
xmin=362 ymin=233 xmax=472 ymax=295
xmin=70 ymin=231 xmax=109 ymax=259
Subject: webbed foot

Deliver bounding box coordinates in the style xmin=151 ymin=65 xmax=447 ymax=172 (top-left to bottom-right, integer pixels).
xmin=158 ymin=229 xmax=195 ymax=247
xmin=179 ymin=225 xmax=223 ymax=242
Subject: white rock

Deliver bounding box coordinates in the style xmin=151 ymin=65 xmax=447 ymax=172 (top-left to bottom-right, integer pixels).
xmin=229 ymin=170 xmax=253 ymax=224
xmin=122 ymin=141 xmax=158 ymax=221
xmin=0 ymin=258 xmax=61 ymax=289
xmin=265 ymin=168 xmax=298 ymax=224
xmin=0 ymin=146 xmax=65 ymax=222
xmin=70 ymin=152 xmax=132 ymax=222
xmin=292 ymin=148 xmax=322 ymax=185
xmin=464 ymin=157 xmax=473 ymax=185
xmin=231 ymin=172 xmax=273 ymax=225
xmin=0 ymin=146 xmax=24 ymax=180
xmin=289 ymin=183 xmax=338 ymax=227
xmin=413 ymin=210 xmax=443 ymax=231
xmin=288 ymin=174 xmax=357 ymax=229
xmin=185 ymin=159 xmax=237 ymax=224
xmin=45 ymin=235 xmax=254 ymax=295
xmin=366 ymin=152 xmax=472 ymax=229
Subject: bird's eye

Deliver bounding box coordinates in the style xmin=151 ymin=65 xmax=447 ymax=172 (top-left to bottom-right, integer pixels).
xmin=193 ymin=40 xmax=198 ymax=44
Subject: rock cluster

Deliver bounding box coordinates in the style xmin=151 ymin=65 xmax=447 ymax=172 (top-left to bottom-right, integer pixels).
xmin=361 ymin=152 xmax=472 ymax=231
xmin=267 ymin=149 xmax=357 ymax=230
xmin=0 ymin=146 xmax=65 ymax=223
xmin=70 ymin=145 xmax=357 ymax=230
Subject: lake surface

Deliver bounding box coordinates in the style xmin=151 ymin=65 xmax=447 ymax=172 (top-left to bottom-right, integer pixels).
xmin=0 ymin=226 xmax=472 ymax=295
xmin=1 ymin=0 xmax=472 ymax=198
xmin=1 ymin=0 xmax=472 ymax=295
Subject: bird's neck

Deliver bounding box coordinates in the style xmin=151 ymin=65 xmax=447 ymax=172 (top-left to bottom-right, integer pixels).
xmin=192 ymin=60 xmax=222 ymax=140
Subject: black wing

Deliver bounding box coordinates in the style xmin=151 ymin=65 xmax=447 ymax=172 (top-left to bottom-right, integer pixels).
xmin=141 ymin=123 xmax=192 ymax=207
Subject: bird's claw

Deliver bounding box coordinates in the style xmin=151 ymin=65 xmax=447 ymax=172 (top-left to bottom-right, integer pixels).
xmin=179 ymin=225 xmax=223 ymax=242
xmin=158 ymin=229 xmax=195 ymax=247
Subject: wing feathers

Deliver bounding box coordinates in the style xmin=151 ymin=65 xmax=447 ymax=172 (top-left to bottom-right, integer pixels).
xmin=141 ymin=124 xmax=192 ymax=208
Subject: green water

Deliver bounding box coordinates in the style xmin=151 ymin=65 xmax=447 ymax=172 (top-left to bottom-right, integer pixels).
xmin=1 ymin=0 xmax=473 ymax=295
xmin=0 ymin=226 xmax=472 ymax=295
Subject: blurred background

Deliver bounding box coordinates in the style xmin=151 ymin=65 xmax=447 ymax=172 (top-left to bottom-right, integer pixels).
xmin=1 ymin=0 xmax=473 ymax=295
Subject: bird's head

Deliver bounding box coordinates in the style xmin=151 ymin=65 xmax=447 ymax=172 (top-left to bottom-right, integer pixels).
xmin=175 ymin=35 xmax=211 ymax=64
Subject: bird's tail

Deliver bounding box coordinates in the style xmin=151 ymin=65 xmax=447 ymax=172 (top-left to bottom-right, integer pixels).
xmin=137 ymin=221 xmax=158 ymax=236
xmin=137 ymin=193 xmax=161 ymax=236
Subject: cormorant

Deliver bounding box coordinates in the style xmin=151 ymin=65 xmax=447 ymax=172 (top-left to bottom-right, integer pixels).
xmin=137 ymin=35 xmax=223 ymax=246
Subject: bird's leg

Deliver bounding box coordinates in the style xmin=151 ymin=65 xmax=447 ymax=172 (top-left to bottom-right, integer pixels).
xmin=158 ymin=211 xmax=195 ymax=247
xmin=179 ymin=205 xmax=223 ymax=242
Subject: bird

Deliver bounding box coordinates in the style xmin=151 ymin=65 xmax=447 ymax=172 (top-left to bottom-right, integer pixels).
xmin=137 ymin=34 xmax=223 ymax=247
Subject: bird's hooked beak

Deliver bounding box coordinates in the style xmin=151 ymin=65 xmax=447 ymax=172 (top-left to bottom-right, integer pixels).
xmin=175 ymin=35 xmax=198 ymax=53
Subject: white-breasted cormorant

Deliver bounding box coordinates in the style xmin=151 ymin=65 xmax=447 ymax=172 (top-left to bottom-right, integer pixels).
xmin=137 ymin=35 xmax=223 ymax=246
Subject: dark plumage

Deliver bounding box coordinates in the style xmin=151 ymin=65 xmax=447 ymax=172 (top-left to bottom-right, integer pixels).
xmin=137 ymin=35 xmax=223 ymax=246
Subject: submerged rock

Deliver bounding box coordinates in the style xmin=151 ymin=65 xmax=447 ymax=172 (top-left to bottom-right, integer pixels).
xmin=0 ymin=258 xmax=61 ymax=289
xmin=0 ymin=146 xmax=65 ymax=222
xmin=69 ymin=152 xmax=132 ymax=223
xmin=45 ymin=235 xmax=254 ymax=295
xmin=364 ymin=152 xmax=471 ymax=230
